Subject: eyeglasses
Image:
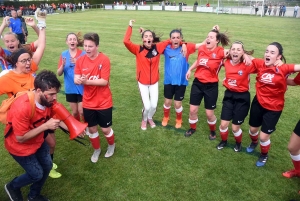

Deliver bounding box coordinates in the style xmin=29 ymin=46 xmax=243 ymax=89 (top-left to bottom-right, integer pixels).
xmin=18 ymin=58 xmax=32 ymax=64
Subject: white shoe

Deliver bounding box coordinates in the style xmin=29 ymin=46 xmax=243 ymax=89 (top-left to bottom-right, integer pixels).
xmin=105 ymin=144 xmax=115 ymax=158
xmin=91 ymin=149 xmax=101 ymax=163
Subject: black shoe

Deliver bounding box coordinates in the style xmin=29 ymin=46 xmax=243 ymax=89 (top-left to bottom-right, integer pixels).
xmin=28 ymin=195 xmax=50 ymax=201
xmin=209 ymin=131 xmax=216 ymax=140
xmin=216 ymin=140 xmax=227 ymax=150
xmin=234 ymin=142 xmax=242 ymax=152
xmin=246 ymin=142 xmax=258 ymax=153
xmin=184 ymin=128 xmax=196 ymax=137
xmin=256 ymin=154 xmax=268 ymax=167
xmin=4 ymin=182 xmax=23 ymax=201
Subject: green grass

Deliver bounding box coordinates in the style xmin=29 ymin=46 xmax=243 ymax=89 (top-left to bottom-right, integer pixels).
xmin=0 ymin=10 xmax=300 ymax=201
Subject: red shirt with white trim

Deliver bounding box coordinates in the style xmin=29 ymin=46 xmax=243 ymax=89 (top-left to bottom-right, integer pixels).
xmin=223 ymin=59 xmax=256 ymax=92
xmin=253 ymin=58 xmax=295 ymax=111
xmin=194 ymin=45 xmax=224 ymax=83
xmin=74 ymin=52 xmax=113 ymax=110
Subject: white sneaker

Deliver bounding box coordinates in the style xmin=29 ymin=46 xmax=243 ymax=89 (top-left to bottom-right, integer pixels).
xmin=105 ymin=143 xmax=115 ymax=158
xmin=91 ymin=149 xmax=101 ymax=163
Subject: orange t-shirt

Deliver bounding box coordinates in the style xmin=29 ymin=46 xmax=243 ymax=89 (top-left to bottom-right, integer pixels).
xmin=74 ymin=53 xmax=113 ymax=110
xmin=5 ymin=93 xmax=54 ymax=156
xmin=0 ymin=60 xmax=38 ymax=97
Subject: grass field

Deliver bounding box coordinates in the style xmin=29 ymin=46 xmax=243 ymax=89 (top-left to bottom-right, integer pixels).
xmin=0 ymin=10 xmax=300 ymax=201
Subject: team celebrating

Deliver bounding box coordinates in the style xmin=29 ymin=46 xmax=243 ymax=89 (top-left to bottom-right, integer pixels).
xmin=0 ymin=11 xmax=299 ymax=200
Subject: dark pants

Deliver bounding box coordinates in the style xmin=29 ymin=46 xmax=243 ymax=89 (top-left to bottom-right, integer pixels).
xmin=16 ymin=33 xmax=25 ymax=44
xmin=9 ymin=141 xmax=52 ymax=198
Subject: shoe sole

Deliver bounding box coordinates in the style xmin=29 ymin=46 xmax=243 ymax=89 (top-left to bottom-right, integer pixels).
xmin=4 ymin=184 xmax=15 ymax=201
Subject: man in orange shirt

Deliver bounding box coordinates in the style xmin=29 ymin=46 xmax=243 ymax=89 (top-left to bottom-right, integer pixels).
xmin=4 ymin=70 xmax=61 ymax=201
xmin=74 ymin=33 xmax=115 ymax=163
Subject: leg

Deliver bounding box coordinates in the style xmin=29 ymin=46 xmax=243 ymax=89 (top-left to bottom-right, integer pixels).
xmin=217 ymin=120 xmax=230 ymax=150
xmin=185 ymin=104 xmax=199 ymax=137
xmin=147 ymin=82 xmax=159 ymax=128
xmin=44 ymin=133 xmax=61 ymax=178
xmin=174 ymin=100 xmax=183 ymax=129
xmin=69 ymin=102 xmax=80 ymax=121
xmin=162 ymin=98 xmax=172 ymax=126
xmin=206 ymin=109 xmax=217 ymax=140
xmin=232 ymin=124 xmax=242 ymax=152
xmin=138 ymin=82 xmax=151 ymax=130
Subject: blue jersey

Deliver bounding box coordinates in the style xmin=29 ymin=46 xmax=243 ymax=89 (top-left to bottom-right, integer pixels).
xmin=164 ymin=45 xmax=189 ymax=86
xmin=9 ymin=18 xmax=23 ymax=34
xmin=61 ymin=49 xmax=85 ymax=95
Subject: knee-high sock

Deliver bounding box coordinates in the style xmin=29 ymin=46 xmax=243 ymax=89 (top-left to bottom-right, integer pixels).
xmin=105 ymin=129 xmax=115 ymax=145
xmin=249 ymin=130 xmax=259 ymax=143
xmin=89 ymin=132 xmax=100 ymax=150
xmin=233 ymin=129 xmax=242 ymax=143
xmin=260 ymin=139 xmax=270 ymax=155
xmin=189 ymin=118 xmax=198 ymax=130
xmin=290 ymin=154 xmax=300 ymax=171
xmin=163 ymin=105 xmax=171 ymax=118
xmin=219 ymin=127 xmax=228 ymax=141
xmin=207 ymin=119 xmax=217 ymax=131
xmin=175 ymin=106 xmax=183 ymax=121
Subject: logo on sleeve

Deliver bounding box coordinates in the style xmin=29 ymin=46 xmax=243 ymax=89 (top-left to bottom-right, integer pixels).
xmin=260 ymin=73 xmax=275 ymax=84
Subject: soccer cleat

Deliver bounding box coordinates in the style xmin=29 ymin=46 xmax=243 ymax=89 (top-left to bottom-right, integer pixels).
xmin=35 ymin=8 xmax=47 ymax=29
xmin=282 ymin=169 xmax=300 ymax=178
xmin=105 ymin=143 xmax=115 ymax=158
xmin=246 ymin=142 xmax=258 ymax=153
xmin=216 ymin=140 xmax=227 ymax=150
xmin=5 ymin=182 xmax=23 ymax=201
xmin=28 ymin=195 xmax=50 ymax=201
xmin=256 ymin=154 xmax=268 ymax=167
xmin=141 ymin=120 xmax=147 ymax=130
xmin=148 ymin=119 xmax=156 ymax=128
xmin=184 ymin=128 xmax=196 ymax=137
xmin=52 ymin=163 xmax=58 ymax=170
xmin=234 ymin=142 xmax=242 ymax=152
xmin=209 ymin=131 xmax=217 ymax=140
xmin=175 ymin=119 xmax=182 ymax=129
xmin=49 ymin=169 xmax=62 ymax=179
xmin=91 ymin=149 xmax=101 ymax=163
xmin=161 ymin=117 xmax=169 ymax=127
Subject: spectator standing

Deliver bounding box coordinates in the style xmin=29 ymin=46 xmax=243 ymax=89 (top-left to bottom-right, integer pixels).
xmin=17 ymin=10 xmax=28 ymax=43
xmin=294 ymin=4 xmax=299 ymax=17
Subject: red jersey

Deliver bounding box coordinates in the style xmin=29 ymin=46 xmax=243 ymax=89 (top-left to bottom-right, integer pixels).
xmin=293 ymin=72 xmax=300 ymax=85
xmin=123 ymin=26 xmax=170 ymax=85
xmin=4 ymin=93 xmax=54 ymax=156
xmin=253 ymin=59 xmax=295 ymax=111
xmin=74 ymin=53 xmax=113 ymax=110
xmin=223 ymin=59 xmax=256 ymax=92
xmin=194 ymin=45 xmax=224 ymax=83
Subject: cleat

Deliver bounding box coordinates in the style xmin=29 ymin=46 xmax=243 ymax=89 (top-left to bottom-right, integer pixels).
xmin=105 ymin=143 xmax=115 ymax=158
xmin=141 ymin=120 xmax=147 ymax=130
xmin=209 ymin=131 xmax=216 ymax=140
xmin=91 ymin=149 xmax=101 ymax=163
xmin=148 ymin=119 xmax=156 ymax=128
xmin=52 ymin=163 xmax=58 ymax=170
xmin=49 ymin=169 xmax=62 ymax=178
xmin=184 ymin=128 xmax=196 ymax=137
xmin=5 ymin=182 xmax=23 ymax=201
xmin=256 ymin=154 xmax=268 ymax=167
xmin=282 ymin=169 xmax=300 ymax=178
xmin=234 ymin=142 xmax=242 ymax=152
xmin=175 ymin=119 xmax=182 ymax=129
xmin=216 ymin=140 xmax=227 ymax=150
xmin=246 ymin=142 xmax=258 ymax=153
xmin=161 ymin=117 xmax=169 ymax=127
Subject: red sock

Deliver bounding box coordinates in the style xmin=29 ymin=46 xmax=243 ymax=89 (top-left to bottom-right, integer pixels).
xmin=176 ymin=111 xmax=182 ymax=121
xmin=163 ymin=107 xmax=170 ymax=118
xmin=233 ymin=129 xmax=242 ymax=143
xmin=249 ymin=131 xmax=259 ymax=143
xmin=220 ymin=129 xmax=228 ymax=141
xmin=292 ymin=159 xmax=300 ymax=171
xmin=260 ymin=141 xmax=270 ymax=155
xmin=105 ymin=129 xmax=115 ymax=145
xmin=208 ymin=121 xmax=216 ymax=131
xmin=89 ymin=133 xmax=100 ymax=149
